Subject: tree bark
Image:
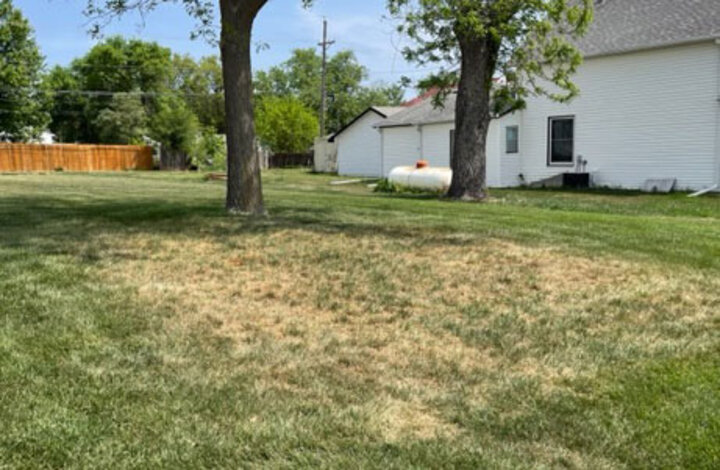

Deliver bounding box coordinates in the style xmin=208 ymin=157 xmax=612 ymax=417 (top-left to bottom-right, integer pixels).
xmin=447 ymin=34 xmax=500 ymax=201
xmin=219 ymin=0 xmax=266 ymax=215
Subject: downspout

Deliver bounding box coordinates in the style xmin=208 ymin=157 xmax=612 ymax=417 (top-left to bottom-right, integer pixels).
xmin=714 ymin=38 xmax=720 ymax=189
xmin=418 ymin=125 xmax=424 ymax=160
xmin=379 ymin=127 xmax=385 ymax=177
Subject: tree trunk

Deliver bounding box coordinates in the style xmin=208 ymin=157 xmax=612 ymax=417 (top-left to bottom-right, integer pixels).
xmin=447 ymin=34 xmax=500 ymax=201
xmin=219 ymin=0 xmax=266 ymax=215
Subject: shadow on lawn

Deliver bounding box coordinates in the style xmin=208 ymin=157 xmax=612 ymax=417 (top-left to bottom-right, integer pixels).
xmin=2 ymin=189 xmax=720 ymax=271
xmin=0 ymin=194 xmax=476 ymax=261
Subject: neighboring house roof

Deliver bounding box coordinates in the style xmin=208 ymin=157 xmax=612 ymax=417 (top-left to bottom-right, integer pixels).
xmin=376 ymin=93 xmax=457 ymax=128
xmin=329 ymin=106 xmax=405 ymax=142
xmin=577 ymin=0 xmax=720 ymax=57
xmin=402 ymin=88 xmax=441 ymax=107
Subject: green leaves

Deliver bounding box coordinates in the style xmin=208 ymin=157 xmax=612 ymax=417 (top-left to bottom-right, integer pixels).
xmin=95 ymin=92 xmax=148 ymax=145
xmin=388 ymin=0 xmax=594 ymax=112
xmin=255 ymin=95 xmax=317 ymax=154
xmin=0 ymin=0 xmax=49 ymax=141
xmin=254 ymin=48 xmax=404 ymax=134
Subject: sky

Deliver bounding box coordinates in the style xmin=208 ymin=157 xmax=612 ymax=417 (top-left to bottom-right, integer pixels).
xmin=15 ymin=0 xmax=440 ymax=91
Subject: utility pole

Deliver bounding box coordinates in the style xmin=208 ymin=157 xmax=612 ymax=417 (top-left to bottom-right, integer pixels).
xmin=318 ymin=18 xmax=335 ymax=137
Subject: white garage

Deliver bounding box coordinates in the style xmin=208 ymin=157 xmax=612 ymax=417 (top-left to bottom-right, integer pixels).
xmin=331 ymin=106 xmax=404 ymax=177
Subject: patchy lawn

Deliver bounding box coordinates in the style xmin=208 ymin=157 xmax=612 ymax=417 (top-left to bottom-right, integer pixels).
xmin=1 ymin=170 xmax=718 ymax=468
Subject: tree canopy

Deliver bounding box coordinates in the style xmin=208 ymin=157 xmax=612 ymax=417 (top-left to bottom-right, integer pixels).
xmin=43 ymin=36 xmax=209 ymax=158
xmin=255 ymin=48 xmax=404 ymax=134
xmin=95 ymin=92 xmax=148 ymax=145
xmin=255 ymin=96 xmax=318 ymax=154
xmin=0 ymin=0 xmax=49 ymax=141
xmin=388 ymin=0 xmax=593 ymax=199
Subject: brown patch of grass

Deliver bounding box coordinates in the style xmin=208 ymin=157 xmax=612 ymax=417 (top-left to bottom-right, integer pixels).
xmin=92 ymin=227 xmax=718 ymax=444
xmin=368 ymin=396 xmax=460 ymax=442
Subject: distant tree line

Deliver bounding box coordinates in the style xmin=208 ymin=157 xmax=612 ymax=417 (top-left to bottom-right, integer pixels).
xmin=0 ymin=0 xmax=404 ymax=169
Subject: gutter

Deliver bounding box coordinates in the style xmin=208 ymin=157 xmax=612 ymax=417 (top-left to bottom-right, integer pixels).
xmin=584 ymin=35 xmax=720 ymax=60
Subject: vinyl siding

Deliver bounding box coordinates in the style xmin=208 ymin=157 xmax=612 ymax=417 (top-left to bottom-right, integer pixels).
xmin=493 ymin=113 xmax=524 ymax=187
xmin=381 ymin=126 xmax=422 ymax=176
xmin=421 ymin=122 xmax=454 ymax=168
xmin=520 ymin=41 xmax=720 ymax=190
xmin=419 ymin=115 xmax=521 ymax=187
xmin=336 ymin=112 xmax=385 ymax=177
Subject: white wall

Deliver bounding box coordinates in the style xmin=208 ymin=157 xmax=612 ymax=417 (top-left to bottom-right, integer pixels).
xmin=421 ymin=122 xmax=454 ymax=168
xmin=418 ymin=115 xmax=522 ymax=187
xmin=314 ymin=137 xmax=337 ymax=173
xmin=519 ymin=41 xmax=720 ymax=190
xmin=381 ymin=126 xmax=422 ymax=176
xmin=336 ymin=111 xmax=385 ymax=177
xmin=495 ymin=113 xmax=523 ymax=187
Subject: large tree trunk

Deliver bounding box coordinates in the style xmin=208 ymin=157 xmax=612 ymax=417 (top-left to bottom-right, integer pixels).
xmin=447 ymin=35 xmax=500 ymax=201
xmin=219 ymin=0 xmax=266 ymax=215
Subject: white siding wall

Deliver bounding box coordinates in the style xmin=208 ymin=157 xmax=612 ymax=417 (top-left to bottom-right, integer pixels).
xmin=496 ymin=113 xmax=523 ymax=187
xmin=421 ymin=122 xmax=454 ymax=168
xmin=381 ymin=126 xmax=422 ymax=176
xmin=336 ymin=111 xmax=386 ymax=177
xmin=520 ymin=41 xmax=720 ymax=190
xmin=418 ymin=116 xmax=522 ymax=187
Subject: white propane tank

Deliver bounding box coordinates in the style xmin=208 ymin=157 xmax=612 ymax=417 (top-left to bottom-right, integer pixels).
xmin=388 ymin=164 xmax=453 ymax=191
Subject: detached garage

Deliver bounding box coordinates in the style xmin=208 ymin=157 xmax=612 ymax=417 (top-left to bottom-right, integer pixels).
xmin=331 ymin=106 xmax=404 ymax=177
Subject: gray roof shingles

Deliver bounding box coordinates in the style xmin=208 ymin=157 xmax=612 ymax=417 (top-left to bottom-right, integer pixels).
xmin=376 ymin=94 xmax=457 ymax=128
xmin=577 ymin=0 xmax=720 ymax=57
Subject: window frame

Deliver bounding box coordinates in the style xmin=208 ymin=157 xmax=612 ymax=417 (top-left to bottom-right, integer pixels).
xmin=505 ymin=125 xmax=519 ymax=155
xmin=547 ymin=116 xmax=575 ymax=167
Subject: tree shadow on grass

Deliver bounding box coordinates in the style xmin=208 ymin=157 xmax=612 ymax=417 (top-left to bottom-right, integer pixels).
xmin=0 ymin=194 xmax=481 ymax=265
xmin=2 ymin=190 xmax=719 ymax=271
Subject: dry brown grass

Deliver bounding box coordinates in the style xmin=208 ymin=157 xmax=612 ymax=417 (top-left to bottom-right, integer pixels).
xmin=4 ymin=172 xmax=719 ymax=467
xmin=89 ymin=225 xmax=719 ymax=447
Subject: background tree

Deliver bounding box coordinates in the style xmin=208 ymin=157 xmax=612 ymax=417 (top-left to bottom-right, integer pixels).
xmin=0 ymin=0 xmax=49 ymax=141
xmin=95 ymin=92 xmax=148 ymax=144
xmin=255 ymin=48 xmax=404 ymax=133
xmin=150 ymin=96 xmax=200 ymax=169
xmin=44 ymin=66 xmax=87 ymax=143
xmin=255 ymin=96 xmax=318 ymax=154
xmin=44 ymin=37 xmax=174 ymax=144
xmin=85 ymin=0 xmax=318 ymax=215
xmin=172 ymin=54 xmax=225 ymax=133
xmin=388 ymin=0 xmax=593 ymax=200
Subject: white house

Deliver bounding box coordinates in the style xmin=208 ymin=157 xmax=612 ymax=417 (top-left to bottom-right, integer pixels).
xmin=372 ymin=0 xmax=720 ymax=191
xmin=330 ymin=106 xmax=404 ymax=176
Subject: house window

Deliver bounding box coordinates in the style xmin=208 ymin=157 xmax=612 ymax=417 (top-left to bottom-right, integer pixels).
xmin=506 ymin=126 xmax=519 ymax=154
xmin=450 ymin=129 xmax=455 ymax=162
xmin=547 ymin=116 xmax=574 ymax=165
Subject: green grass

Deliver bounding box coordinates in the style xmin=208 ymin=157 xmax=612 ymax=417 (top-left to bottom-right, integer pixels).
xmin=1 ymin=170 xmax=718 ymax=468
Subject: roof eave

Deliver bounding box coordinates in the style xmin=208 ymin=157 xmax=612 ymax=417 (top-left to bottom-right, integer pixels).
xmin=329 ymin=107 xmax=387 ymax=142
xmin=584 ymin=35 xmax=720 ymax=60
xmin=375 ymin=123 xmax=415 ymax=129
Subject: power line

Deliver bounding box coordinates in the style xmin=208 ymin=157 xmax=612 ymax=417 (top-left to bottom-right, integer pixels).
xmin=0 ymin=87 xmax=220 ymax=98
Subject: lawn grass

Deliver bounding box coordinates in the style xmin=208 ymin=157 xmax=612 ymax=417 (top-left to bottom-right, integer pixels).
xmin=1 ymin=170 xmax=718 ymax=468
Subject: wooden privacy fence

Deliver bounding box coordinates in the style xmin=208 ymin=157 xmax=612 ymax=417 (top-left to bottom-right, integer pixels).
xmin=269 ymin=152 xmax=313 ymax=168
xmin=0 ymin=144 xmax=154 ymax=172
